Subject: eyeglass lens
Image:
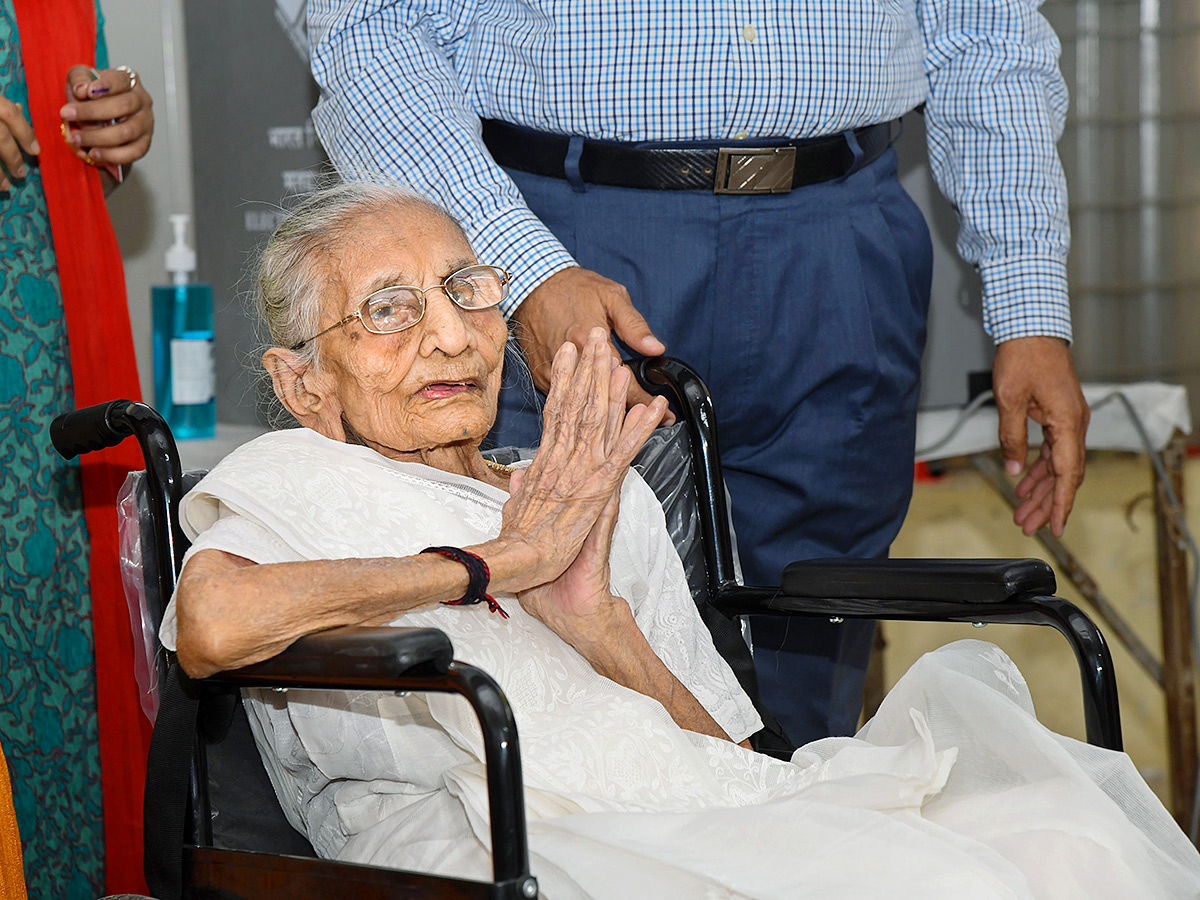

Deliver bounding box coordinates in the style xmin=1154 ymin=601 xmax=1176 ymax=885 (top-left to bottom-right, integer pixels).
xmin=361 ymin=265 xmax=507 ymax=334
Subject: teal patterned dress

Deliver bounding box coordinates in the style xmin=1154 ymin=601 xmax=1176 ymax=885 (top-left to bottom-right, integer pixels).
xmin=0 ymin=2 xmax=107 ymax=897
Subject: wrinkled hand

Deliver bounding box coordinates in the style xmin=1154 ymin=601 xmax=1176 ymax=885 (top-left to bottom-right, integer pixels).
xmin=512 ymin=267 xmax=672 ymax=418
xmin=0 ymin=97 xmax=38 ymax=192
xmin=498 ymin=328 xmax=668 ymax=596
xmin=60 ymin=65 xmax=153 ymax=168
xmin=993 ymin=336 xmax=1089 ymax=537
xmin=517 ymin=484 xmax=625 ymax=650
xmin=516 ymin=355 xmax=630 ymax=641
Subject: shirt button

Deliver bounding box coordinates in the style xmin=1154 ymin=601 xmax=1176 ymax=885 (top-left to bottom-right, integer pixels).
xmin=734 ymin=131 xmax=749 ymax=140
xmin=742 ymin=24 xmax=757 ymax=42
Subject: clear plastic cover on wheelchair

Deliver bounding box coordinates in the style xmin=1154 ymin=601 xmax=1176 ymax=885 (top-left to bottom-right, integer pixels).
xmin=117 ymin=470 xmax=164 ymax=722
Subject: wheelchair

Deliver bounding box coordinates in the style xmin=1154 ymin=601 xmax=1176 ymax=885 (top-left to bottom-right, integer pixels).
xmin=51 ymin=356 xmax=1121 ymax=900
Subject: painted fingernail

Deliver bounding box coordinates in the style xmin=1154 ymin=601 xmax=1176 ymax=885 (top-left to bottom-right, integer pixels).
xmin=88 ymin=149 xmax=101 ymax=161
xmin=14 ymin=165 xmax=25 ymax=178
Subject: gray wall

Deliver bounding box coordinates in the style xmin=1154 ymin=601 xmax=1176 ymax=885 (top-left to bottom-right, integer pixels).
xmin=183 ymin=0 xmax=327 ymax=426
xmin=102 ymin=0 xmax=325 ymax=426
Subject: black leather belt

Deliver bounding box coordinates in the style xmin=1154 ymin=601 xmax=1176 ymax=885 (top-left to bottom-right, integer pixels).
xmin=482 ymin=118 xmax=899 ymax=194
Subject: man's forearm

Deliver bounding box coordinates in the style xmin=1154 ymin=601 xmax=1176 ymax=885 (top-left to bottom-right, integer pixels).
xmin=307 ymin=0 xmax=575 ymax=309
xmin=920 ymin=0 xmax=1071 ymax=344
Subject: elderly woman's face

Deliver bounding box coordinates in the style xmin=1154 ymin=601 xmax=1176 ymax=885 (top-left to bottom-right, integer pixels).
xmin=307 ymin=204 xmax=508 ymax=456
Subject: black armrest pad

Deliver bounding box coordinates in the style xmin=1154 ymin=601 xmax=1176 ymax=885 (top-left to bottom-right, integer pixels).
xmin=208 ymin=625 xmax=453 ymax=689
xmin=781 ymin=558 xmax=1056 ymax=604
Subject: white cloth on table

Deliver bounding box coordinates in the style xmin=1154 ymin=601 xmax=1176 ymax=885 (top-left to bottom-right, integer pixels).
xmin=161 ymin=428 xmax=1200 ymax=899
xmin=915 ymin=381 xmax=1192 ymax=462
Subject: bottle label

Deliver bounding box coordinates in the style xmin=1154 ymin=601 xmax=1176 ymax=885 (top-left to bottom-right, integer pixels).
xmin=171 ymin=338 xmax=215 ymax=405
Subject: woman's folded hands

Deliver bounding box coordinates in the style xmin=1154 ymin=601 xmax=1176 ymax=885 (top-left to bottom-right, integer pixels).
xmin=489 ymin=332 xmax=736 ymax=741
xmin=487 ymin=328 xmax=668 ymax=627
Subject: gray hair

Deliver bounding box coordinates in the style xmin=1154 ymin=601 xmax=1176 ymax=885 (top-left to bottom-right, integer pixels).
xmin=254 ymin=179 xmax=466 ymax=369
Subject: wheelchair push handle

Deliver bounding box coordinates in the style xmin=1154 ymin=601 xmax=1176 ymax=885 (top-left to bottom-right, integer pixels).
xmin=51 ymin=398 xmax=139 ymax=459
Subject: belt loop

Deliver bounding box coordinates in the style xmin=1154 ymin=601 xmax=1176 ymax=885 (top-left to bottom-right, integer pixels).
xmin=842 ymin=128 xmax=865 ymax=178
xmin=564 ymin=136 xmax=586 ymax=193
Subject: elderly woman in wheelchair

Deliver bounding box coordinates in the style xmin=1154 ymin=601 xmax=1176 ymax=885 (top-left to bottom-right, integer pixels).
xmin=159 ymin=182 xmax=1199 ymax=898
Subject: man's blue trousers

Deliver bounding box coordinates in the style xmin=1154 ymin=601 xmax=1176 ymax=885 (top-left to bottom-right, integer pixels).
xmin=493 ymin=147 xmax=934 ymax=746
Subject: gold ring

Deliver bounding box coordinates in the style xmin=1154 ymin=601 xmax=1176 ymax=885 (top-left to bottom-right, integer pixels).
xmin=116 ymin=65 xmax=138 ymax=91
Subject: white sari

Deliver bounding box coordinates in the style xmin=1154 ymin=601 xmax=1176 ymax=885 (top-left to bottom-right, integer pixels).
xmin=161 ymin=428 xmax=1200 ymax=899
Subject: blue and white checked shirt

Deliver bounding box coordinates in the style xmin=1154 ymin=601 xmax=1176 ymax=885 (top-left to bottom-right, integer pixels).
xmin=308 ymin=0 xmax=1071 ymax=343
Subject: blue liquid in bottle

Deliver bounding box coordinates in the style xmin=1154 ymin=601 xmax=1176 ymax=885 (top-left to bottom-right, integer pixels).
xmin=153 ymin=282 xmax=216 ymax=439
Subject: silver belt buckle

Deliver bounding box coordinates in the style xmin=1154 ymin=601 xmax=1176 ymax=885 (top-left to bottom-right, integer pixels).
xmin=714 ymin=146 xmax=797 ymax=194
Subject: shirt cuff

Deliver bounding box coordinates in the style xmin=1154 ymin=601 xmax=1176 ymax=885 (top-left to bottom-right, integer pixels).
xmin=469 ymin=204 xmax=579 ymax=317
xmin=979 ymin=256 xmax=1073 ymax=345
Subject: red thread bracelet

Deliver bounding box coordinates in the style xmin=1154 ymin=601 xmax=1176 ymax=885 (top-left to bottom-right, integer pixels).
xmin=420 ymin=546 xmax=508 ymax=619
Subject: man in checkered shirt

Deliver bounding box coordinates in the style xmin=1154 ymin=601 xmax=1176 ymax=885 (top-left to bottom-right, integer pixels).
xmin=305 ymin=0 xmax=1088 ymax=750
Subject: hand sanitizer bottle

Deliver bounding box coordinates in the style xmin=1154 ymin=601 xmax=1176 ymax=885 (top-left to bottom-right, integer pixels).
xmin=153 ymin=214 xmax=216 ymax=439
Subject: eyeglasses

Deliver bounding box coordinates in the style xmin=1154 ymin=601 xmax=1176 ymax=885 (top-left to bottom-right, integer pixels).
xmin=290 ymin=264 xmax=510 ymax=351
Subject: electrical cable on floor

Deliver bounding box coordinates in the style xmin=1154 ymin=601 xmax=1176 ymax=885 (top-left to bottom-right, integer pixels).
xmin=913 ymin=390 xmax=996 ymax=460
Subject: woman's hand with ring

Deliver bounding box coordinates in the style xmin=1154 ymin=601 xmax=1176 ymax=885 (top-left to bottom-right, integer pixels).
xmin=60 ymin=64 xmax=153 ymax=167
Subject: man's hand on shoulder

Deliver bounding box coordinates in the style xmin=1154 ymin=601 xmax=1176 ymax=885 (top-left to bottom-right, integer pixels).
xmin=993 ymin=336 xmax=1090 ymax=538
xmin=511 ymin=267 xmax=668 ymax=412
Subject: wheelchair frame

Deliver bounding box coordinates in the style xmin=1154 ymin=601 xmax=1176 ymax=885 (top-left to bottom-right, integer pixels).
xmin=51 ymin=355 xmax=1121 ymax=900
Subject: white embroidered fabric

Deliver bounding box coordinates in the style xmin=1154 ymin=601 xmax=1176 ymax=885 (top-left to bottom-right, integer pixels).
xmin=161 ymin=429 xmax=1200 ymax=899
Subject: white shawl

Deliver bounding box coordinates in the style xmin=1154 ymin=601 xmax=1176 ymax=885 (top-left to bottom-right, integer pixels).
xmin=161 ymin=428 xmax=1200 ymax=899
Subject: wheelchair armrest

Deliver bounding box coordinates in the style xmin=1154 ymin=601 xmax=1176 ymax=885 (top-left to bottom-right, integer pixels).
xmin=155 ymin=625 xmax=534 ymax=890
xmin=205 ymin=625 xmax=453 ymax=690
xmin=201 ymin=625 xmax=531 ymax=887
xmin=780 ymin=558 xmax=1057 ymax=604
xmin=716 ymin=558 xmax=1122 ymax=751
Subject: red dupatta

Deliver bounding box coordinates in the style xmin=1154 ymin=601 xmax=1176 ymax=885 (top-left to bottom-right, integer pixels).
xmin=12 ymin=0 xmax=150 ymax=893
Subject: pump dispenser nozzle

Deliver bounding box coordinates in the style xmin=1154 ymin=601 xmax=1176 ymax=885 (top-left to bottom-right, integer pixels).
xmin=165 ymin=213 xmax=196 ymax=287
